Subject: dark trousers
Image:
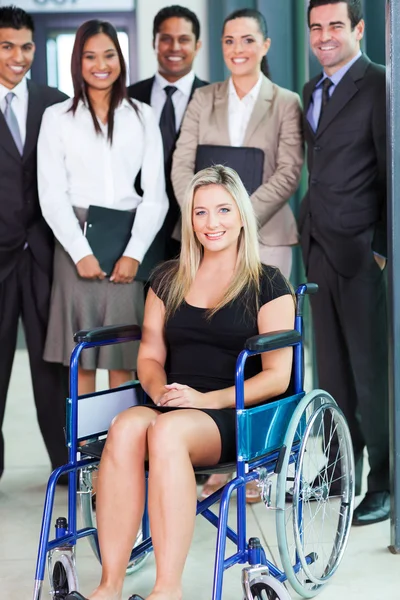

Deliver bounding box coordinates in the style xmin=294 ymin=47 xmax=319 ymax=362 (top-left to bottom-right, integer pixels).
xmin=308 ymin=241 xmax=389 ymax=493
xmin=0 ymin=249 xmax=68 ymax=478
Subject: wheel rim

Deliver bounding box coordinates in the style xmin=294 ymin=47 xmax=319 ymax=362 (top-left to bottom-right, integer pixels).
xmin=276 ymin=391 xmax=355 ymax=598
xmin=52 ymin=561 xmax=69 ymax=597
xmin=79 ymin=467 xmax=148 ymax=574
xmin=292 ymin=403 xmax=353 ymax=585
xmin=48 ymin=553 xmax=78 ymax=600
xmin=245 ymin=575 xmax=292 ymax=600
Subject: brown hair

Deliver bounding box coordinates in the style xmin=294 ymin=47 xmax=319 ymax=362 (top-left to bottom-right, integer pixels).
xmin=69 ymin=19 xmax=138 ymax=143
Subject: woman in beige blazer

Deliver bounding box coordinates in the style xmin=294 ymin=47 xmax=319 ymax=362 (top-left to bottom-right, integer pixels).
xmin=172 ymin=8 xmax=303 ymax=279
xmin=172 ymin=8 xmax=303 ymax=502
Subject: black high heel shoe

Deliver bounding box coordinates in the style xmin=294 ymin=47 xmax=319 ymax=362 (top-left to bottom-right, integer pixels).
xmin=65 ymin=593 xmax=88 ymax=600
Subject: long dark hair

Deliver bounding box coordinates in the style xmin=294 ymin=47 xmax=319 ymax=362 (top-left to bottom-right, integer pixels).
xmin=223 ymin=9 xmax=271 ymax=80
xmin=69 ymin=19 xmax=138 ymax=143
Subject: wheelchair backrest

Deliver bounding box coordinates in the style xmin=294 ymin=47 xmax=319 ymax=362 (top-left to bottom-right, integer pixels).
xmin=69 ymin=381 xmax=143 ymax=443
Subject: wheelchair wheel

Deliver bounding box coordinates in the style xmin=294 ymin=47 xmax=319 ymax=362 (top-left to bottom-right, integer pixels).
xmin=79 ymin=466 xmax=148 ymax=574
xmin=48 ymin=550 xmax=78 ymax=599
xmin=244 ymin=575 xmax=292 ymax=600
xmin=276 ymin=390 xmax=355 ymax=598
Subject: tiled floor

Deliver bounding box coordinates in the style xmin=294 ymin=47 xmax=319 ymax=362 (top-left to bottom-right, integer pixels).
xmin=1 ymin=350 xmax=399 ymax=600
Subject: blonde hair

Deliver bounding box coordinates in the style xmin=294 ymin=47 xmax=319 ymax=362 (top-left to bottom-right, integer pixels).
xmin=155 ymin=165 xmax=263 ymax=319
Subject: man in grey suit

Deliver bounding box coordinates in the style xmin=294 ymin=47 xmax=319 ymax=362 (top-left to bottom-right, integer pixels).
xmin=0 ymin=6 xmax=68 ymax=483
xmin=300 ymin=0 xmax=389 ymax=525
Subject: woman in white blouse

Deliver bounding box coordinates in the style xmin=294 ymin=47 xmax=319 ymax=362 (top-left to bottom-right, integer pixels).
xmin=38 ymin=20 xmax=167 ymax=395
xmin=172 ymin=8 xmax=303 ymax=502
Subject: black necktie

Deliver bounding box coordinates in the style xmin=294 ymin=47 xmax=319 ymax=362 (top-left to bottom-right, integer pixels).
xmin=318 ymin=78 xmax=333 ymax=128
xmin=159 ymin=85 xmax=178 ymax=163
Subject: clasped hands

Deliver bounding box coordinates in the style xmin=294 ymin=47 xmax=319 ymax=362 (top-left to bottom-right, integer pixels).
xmin=76 ymin=255 xmax=139 ymax=283
xmin=157 ymin=383 xmax=214 ymax=409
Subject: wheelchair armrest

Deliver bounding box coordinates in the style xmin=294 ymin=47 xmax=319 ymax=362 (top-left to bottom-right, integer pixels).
xmin=245 ymin=329 xmax=301 ymax=354
xmin=295 ymin=283 xmax=318 ymax=317
xmin=295 ymin=283 xmax=318 ymax=296
xmin=74 ymin=324 xmax=141 ymax=344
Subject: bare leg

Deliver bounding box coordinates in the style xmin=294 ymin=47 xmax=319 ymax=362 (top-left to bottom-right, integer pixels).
xmin=146 ymin=410 xmax=222 ymax=600
xmin=200 ymin=473 xmax=231 ymax=499
xmin=88 ymin=406 xmax=159 ymax=600
xmin=109 ymin=369 xmax=133 ymax=389
xmin=78 ymin=366 xmax=96 ymax=395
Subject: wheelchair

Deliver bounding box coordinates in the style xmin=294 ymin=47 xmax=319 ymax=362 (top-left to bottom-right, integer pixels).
xmin=33 ymin=283 xmax=355 ymax=600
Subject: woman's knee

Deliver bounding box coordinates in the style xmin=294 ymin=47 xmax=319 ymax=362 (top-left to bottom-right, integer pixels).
xmin=105 ymin=407 xmax=157 ymax=455
xmin=147 ymin=413 xmax=189 ymax=458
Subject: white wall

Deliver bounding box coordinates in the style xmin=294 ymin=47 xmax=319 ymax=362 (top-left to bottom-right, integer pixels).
xmin=135 ymin=0 xmax=209 ymax=82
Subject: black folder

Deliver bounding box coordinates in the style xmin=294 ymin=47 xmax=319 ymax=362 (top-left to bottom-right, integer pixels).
xmin=85 ymin=205 xmax=135 ymax=276
xmin=195 ymin=145 xmax=265 ymax=195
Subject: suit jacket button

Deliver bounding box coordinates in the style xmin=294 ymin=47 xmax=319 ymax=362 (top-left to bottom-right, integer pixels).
xmin=314 ymin=145 xmax=321 ymax=151
xmin=311 ymin=179 xmax=317 ymax=185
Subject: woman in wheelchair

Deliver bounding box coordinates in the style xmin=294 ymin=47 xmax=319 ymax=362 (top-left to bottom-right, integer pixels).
xmin=68 ymin=165 xmax=295 ymax=600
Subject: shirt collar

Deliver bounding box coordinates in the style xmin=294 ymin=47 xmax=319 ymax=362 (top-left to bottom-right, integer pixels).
xmin=317 ymin=50 xmax=362 ymax=88
xmin=228 ymin=73 xmax=263 ymax=102
xmin=0 ymin=76 xmax=28 ymax=103
xmin=154 ymin=70 xmax=195 ymax=97
xmin=78 ymin=96 xmax=132 ymax=112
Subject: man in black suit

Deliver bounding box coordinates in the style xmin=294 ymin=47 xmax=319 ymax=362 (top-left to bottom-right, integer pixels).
xmin=300 ymin=0 xmax=389 ymax=525
xmin=0 ymin=6 xmax=68 ymax=482
xmin=128 ymin=5 xmax=208 ymax=272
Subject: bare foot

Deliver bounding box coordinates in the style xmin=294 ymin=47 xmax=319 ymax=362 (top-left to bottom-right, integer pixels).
xmin=88 ymin=584 xmax=121 ymax=600
xmin=199 ymin=473 xmax=232 ymax=499
xmin=146 ymin=592 xmax=181 ymax=600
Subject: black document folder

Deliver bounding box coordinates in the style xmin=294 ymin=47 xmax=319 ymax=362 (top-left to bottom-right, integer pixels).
xmin=85 ymin=205 xmax=135 ymax=276
xmin=195 ymin=145 xmax=265 ymax=195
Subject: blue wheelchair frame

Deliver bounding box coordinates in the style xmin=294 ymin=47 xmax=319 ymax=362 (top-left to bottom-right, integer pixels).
xmin=33 ymin=284 xmax=316 ymax=600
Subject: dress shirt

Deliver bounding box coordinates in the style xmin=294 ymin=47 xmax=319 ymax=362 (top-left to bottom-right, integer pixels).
xmin=228 ymin=74 xmax=263 ymax=147
xmin=0 ymin=77 xmax=28 ymax=145
xmin=151 ymin=70 xmax=195 ymax=131
xmin=37 ymin=98 xmax=168 ymax=265
xmin=307 ymin=50 xmax=362 ymax=131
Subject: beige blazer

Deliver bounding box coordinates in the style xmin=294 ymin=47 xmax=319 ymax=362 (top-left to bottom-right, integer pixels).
xmin=171 ymin=76 xmax=304 ymax=253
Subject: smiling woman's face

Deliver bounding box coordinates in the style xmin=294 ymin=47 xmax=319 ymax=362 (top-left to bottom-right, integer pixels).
xmin=222 ymin=17 xmax=270 ymax=78
xmin=81 ymin=33 xmax=121 ymax=92
xmin=192 ymin=184 xmax=242 ymax=254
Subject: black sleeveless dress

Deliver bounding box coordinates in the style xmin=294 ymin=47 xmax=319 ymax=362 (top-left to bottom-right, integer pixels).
xmin=149 ymin=263 xmax=292 ymax=462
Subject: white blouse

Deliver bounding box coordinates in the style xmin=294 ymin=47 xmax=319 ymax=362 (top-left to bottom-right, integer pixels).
xmin=228 ymin=75 xmax=263 ymax=147
xmin=37 ymin=98 xmax=168 ymax=264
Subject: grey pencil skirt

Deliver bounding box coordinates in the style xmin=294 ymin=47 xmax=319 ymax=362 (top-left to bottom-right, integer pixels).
xmin=43 ymin=207 xmax=144 ymax=370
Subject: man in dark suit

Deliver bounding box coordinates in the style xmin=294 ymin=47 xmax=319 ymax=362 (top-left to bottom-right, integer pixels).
xmin=300 ymin=0 xmax=389 ymax=525
xmin=128 ymin=4 xmax=208 ymax=273
xmin=0 ymin=6 xmax=68 ymax=483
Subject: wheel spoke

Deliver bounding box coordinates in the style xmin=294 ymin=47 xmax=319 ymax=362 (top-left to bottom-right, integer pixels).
xmin=276 ymin=392 xmax=355 ymax=596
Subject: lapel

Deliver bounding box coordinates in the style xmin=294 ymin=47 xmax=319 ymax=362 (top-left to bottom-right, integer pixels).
xmin=140 ymin=77 xmax=154 ymax=104
xmin=211 ymin=79 xmax=230 ymax=145
xmin=243 ymin=75 xmax=273 ymax=145
xmin=316 ymin=54 xmax=370 ymax=137
xmin=23 ymin=79 xmax=44 ymax=162
xmin=189 ymin=76 xmax=207 ymax=101
xmin=0 ymin=93 xmax=23 ymax=162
